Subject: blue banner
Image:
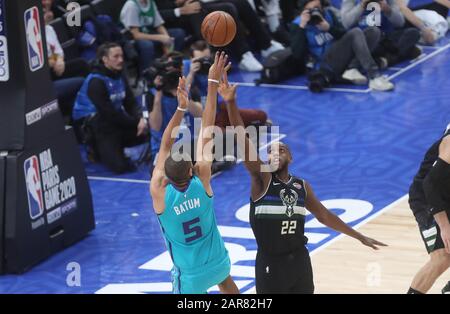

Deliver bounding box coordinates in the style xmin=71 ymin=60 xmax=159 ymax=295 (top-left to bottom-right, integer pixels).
xmin=0 ymin=0 xmax=9 ymax=81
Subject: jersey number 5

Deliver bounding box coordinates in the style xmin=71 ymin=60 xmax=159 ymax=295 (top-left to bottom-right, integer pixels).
xmin=183 ymin=217 xmax=202 ymax=243
xmin=281 ymin=220 xmax=297 ymax=235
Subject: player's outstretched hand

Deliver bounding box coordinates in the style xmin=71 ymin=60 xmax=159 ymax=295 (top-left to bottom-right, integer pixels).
xmin=208 ymin=51 xmax=228 ymax=83
xmin=177 ymin=77 xmax=190 ymax=110
xmin=218 ymin=64 xmax=236 ymax=103
xmin=359 ymin=235 xmax=388 ymax=250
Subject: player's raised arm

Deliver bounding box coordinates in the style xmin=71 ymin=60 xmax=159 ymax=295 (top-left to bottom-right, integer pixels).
xmin=194 ymin=52 xmax=228 ymax=193
xmin=150 ymin=77 xmax=190 ymax=213
xmin=219 ymin=70 xmax=271 ymax=201
xmin=304 ymin=181 xmax=388 ymax=250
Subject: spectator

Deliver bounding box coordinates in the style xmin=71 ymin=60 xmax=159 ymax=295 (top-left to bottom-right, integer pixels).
xmin=43 ymin=3 xmax=91 ymax=80
xmin=154 ymin=0 xmax=202 ymax=38
xmin=251 ymin=0 xmax=291 ymax=45
xmin=120 ymin=0 xmax=186 ymax=74
xmin=43 ymin=1 xmax=89 ymax=119
xmin=43 ymin=0 xmax=66 ymax=18
xmin=290 ymin=0 xmax=394 ymax=91
xmin=341 ymin=0 xmax=421 ymax=66
xmin=185 ymin=41 xmax=269 ymax=129
xmin=155 ymin=0 xmax=285 ymax=72
xmin=280 ymin=0 xmax=302 ymax=23
xmin=402 ymin=0 xmax=449 ymax=18
xmin=397 ymin=0 xmax=449 ymax=45
xmin=148 ymin=56 xmax=203 ymax=170
xmin=73 ymin=43 xmax=149 ymax=173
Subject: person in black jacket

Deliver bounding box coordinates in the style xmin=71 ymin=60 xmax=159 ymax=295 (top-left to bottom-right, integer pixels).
xmin=290 ymin=0 xmax=394 ymax=91
xmin=73 ymin=43 xmax=149 ymax=173
xmin=155 ymin=0 xmax=284 ymax=72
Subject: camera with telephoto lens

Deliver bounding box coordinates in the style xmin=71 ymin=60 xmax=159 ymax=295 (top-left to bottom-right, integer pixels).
xmin=143 ymin=58 xmax=182 ymax=92
xmin=308 ymin=8 xmax=324 ymax=25
xmin=192 ymin=56 xmax=212 ymax=75
xmin=308 ymin=70 xmax=331 ymax=93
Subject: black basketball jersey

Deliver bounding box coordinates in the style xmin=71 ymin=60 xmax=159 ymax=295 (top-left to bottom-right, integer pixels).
xmin=409 ymin=124 xmax=450 ymax=213
xmin=250 ymin=174 xmax=308 ymax=256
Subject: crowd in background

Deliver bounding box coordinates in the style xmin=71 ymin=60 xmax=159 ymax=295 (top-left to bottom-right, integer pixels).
xmin=41 ymin=0 xmax=450 ymax=173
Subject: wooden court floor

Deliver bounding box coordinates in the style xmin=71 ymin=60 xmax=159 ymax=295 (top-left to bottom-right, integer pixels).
xmin=312 ymin=197 xmax=450 ymax=294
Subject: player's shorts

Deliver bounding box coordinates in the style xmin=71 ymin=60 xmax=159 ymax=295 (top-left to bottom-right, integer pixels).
xmin=171 ymin=253 xmax=231 ymax=294
xmin=414 ymin=209 xmax=445 ymax=254
xmin=255 ymin=246 xmax=314 ymax=294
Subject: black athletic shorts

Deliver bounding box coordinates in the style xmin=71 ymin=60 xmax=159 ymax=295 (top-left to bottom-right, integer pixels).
xmin=255 ymin=247 xmax=314 ymax=294
xmin=414 ymin=209 xmax=445 ymax=254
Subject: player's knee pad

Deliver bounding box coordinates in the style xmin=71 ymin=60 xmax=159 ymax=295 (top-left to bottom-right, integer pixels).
xmin=423 ymin=158 xmax=450 ymax=215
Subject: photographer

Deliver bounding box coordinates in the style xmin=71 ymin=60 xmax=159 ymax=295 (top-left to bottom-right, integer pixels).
xmin=73 ymin=43 xmax=149 ymax=174
xmin=148 ymin=56 xmax=203 ymax=170
xmin=185 ymin=41 xmax=269 ymax=129
xmin=290 ymin=0 xmax=394 ymax=92
xmin=341 ymin=0 xmax=421 ymax=67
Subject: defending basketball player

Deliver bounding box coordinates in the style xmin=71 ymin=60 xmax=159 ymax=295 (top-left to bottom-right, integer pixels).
xmin=150 ymin=52 xmax=239 ymax=294
xmin=408 ymin=124 xmax=450 ymax=294
xmin=218 ymin=71 xmax=387 ymax=294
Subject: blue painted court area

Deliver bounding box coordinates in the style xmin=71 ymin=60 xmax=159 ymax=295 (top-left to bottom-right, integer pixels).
xmin=1 ymin=39 xmax=450 ymax=294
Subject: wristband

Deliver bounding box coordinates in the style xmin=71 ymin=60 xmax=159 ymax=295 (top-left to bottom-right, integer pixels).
xmin=208 ymin=79 xmax=220 ymax=84
xmin=177 ymin=107 xmax=187 ymax=112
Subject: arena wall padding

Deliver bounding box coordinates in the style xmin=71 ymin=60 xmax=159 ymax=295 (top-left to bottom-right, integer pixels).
xmin=0 ymin=0 xmax=95 ymax=274
xmin=0 ymin=155 xmax=5 ymax=273
xmin=3 ymin=128 xmax=95 ymax=274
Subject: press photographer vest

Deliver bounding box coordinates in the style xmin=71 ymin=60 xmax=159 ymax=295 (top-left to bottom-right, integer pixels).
xmin=293 ymin=10 xmax=335 ymax=65
xmin=150 ymin=92 xmax=195 ymax=155
xmin=73 ymin=73 xmax=127 ymax=121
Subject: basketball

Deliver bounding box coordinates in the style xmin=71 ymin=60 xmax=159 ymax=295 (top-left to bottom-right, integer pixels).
xmin=201 ymin=11 xmax=236 ymax=47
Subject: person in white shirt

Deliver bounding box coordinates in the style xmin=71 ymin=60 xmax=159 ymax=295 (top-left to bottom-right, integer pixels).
xmin=397 ymin=0 xmax=449 ymax=45
xmin=120 ymin=0 xmax=186 ymax=74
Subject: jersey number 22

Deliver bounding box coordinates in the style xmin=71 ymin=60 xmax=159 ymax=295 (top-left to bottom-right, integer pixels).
xmin=281 ymin=220 xmax=297 ymax=235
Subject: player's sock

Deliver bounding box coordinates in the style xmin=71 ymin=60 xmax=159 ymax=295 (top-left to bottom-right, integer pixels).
xmin=407 ymin=287 xmax=424 ymax=294
xmin=442 ymin=281 xmax=450 ymax=294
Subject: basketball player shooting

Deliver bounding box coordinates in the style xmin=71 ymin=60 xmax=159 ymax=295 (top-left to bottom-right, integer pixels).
xmin=150 ymin=52 xmax=239 ymax=294
xmin=218 ymin=70 xmax=387 ymax=294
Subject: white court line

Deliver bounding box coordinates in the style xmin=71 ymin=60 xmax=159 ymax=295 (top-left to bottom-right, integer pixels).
xmin=88 ymin=133 xmax=287 ymax=183
xmin=231 ymin=81 xmax=370 ymax=94
xmin=233 ymin=43 xmax=450 ymax=94
xmin=418 ymin=44 xmax=442 ymax=50
xmin=88 ymin=176 xmax=150 ymax=184
xmin=309 ymin=194 xmax=408 ymax=257
xmin=386 ymin=43 xmax=450 ymax=81
xmin=243 ymin=193 xmax=409 ymax=293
